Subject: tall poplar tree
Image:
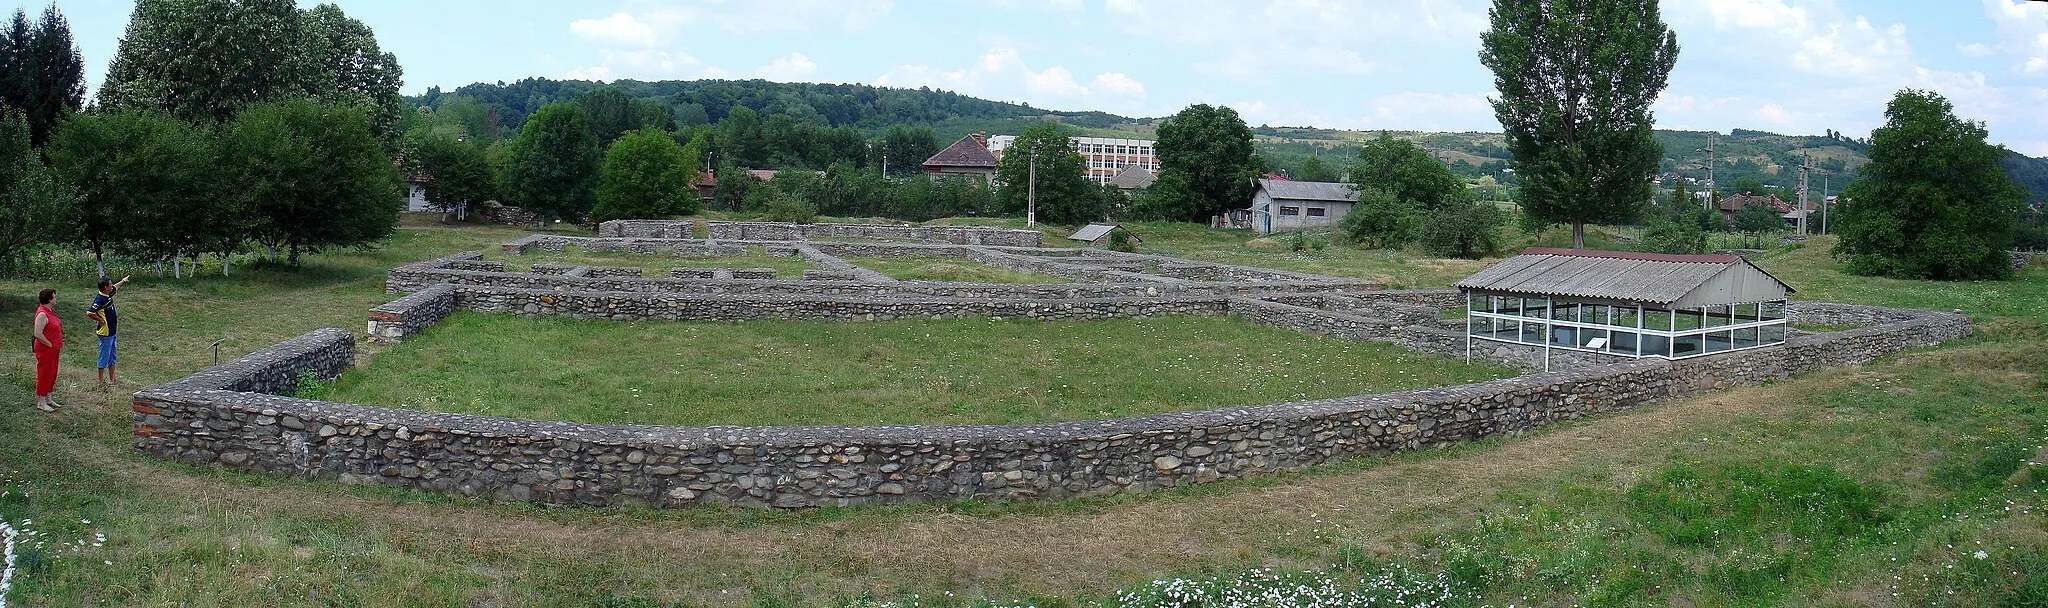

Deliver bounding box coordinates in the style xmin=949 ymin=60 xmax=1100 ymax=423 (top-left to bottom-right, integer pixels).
xmin=1479 ymin=0 xmax=1679 ymax=248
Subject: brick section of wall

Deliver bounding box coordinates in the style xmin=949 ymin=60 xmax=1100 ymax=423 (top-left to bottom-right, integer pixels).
xmin=366 ymin=285 xmax=458 ymax=344
xmin=132 ymin=306 xmax=1968 ymax=509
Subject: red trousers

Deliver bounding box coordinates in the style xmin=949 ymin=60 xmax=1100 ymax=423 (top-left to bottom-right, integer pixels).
xmin=34 ymin=347 xmax=58 ymax=396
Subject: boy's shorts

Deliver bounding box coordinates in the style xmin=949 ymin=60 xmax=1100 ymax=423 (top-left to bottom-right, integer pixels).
xmin=97 ymin=334 xmax=117 ymax=369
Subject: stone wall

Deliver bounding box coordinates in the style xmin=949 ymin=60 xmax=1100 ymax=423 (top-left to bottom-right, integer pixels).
xmin=598 ymin=220 xmax=695 ymax=239
xmin=133 ymin=305 xmax=1968 ymax=509
xmin=452 ymin=286 xmax=1231 ymax=322
xmin=366 ymin=285 xmax=458 ymax=344
xmin=701 ymin=221 xmax=1042 ymax=247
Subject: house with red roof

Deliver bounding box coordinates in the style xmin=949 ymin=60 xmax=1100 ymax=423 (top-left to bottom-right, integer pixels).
xmin=922 ymin=132 xmax=999 ymax=184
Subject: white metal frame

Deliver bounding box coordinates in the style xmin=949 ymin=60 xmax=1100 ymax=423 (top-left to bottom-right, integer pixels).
xmin=1461 ymin=291 xmax=1788 ymax=370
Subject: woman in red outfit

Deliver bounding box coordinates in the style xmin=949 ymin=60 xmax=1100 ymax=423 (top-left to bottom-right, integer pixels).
xmin=31 ymin=288 xmax=61 ymax=412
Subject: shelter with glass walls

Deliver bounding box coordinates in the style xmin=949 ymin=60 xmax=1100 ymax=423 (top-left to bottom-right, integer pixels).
xmin=1454 ymin=248 xmax=1795 ymax=366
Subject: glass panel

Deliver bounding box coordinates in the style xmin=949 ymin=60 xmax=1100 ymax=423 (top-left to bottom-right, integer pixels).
xmin=1674 ymin=308 xmax=1705 ymax=331
xmin=1520 ymin=321 xmax=1546 ymax=344
xmin=1734 ymin=327 xmax=1759 ymax=349
xmin=1672 ymin=332 xmax=1706 ymax=357
xmin=1497 ymin=296 xmax=1518 ymax=316
xmin=1554 ymin=303 xmax=1578 ymax=322
xmin=1734 ymin=302 xmax=1759 ymax=323
xmin=1705 ymin=330 xmax=1732 ymax=353
xmin=1614 ymin=306 xmax=1641 ymax=329
xmin=1581 ymin=328 xmax=1609 ymax=350
xmin=1641 ymin=333 xmax=1671 ymax=358
xmin=1610 ymin=331 xmax=1639 ymax=354
xmin=1705 ymin=304 xmax=1729 ymax=327
xmin=1645 ymin=308 xmax=1673 ymax=332
xmin=1469 ymin=292 xmax=1488 ymax=313
xmin=1522 ymin=298 xmax=1549 ymax=319
xmin=1761 ymin=324 xmax=1785 ymax=345
xmin=1585 ymin=304 xmax=1610 ymax=326
xmin=1549 ymin=324 xmax=1577 ymax=347
xmin=1761 ymin=300 xmax=1786 ymax=321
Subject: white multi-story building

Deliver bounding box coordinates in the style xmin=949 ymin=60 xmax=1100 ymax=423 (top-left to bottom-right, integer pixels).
xmin=987 ymin=135 xmax=1159 ymax=184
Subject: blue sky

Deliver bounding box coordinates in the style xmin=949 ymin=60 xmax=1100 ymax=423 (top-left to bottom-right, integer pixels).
xmin=36 ymin=0 xmax=2048 ymax=155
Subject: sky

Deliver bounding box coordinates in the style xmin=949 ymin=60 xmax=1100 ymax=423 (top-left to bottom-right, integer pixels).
xmin=33 ymin=0 xmax=2048 ymax=155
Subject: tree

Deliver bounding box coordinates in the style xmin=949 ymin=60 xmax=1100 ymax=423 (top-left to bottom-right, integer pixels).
xmin=715 ymin=106 xmax=768 ymax=168
xmin=593 ymin=127 xmax=700 ymax=221
xmin=1480 ymin=0 xmax=1680 ymax=248
xmin=578 ymin=87 xmax=671 ymax=146
xmin=1152 ymin=103 xmax=1259 ymax=222
xmin=1835 ymin=89 xmax=2026 ymax=280
xmin=879 ymin=124 xmax=939 ymax=176
xmin=49 ymin=110 xmax=213 ymax=275
xmin=711 ymin=160 xmax=757 ymax=212
xmin=220 ymin=99 xmax=399 ymax=266
xmin=402 ymin=128 xmax=495 ymax=219
xmin=1732 ymin=199 xmax=1783 ymax=248
xmin=0 ymin=6 xmax=85 ymax=149
xmin=1295 ymin=155 xmax=1341 ymax=182
xmin=1336 ymin=187 xmax=1418 ymax=249
xmin=995 ymin=122 xmax=1102 ymax=225
xmin=1732 ymin=175 xmax=1764 ymax=196
xmin=0 ymin=109 xmax=73 ymax=270
xmin=1421 ymin=198 xmax=1507 ymax=259
xmin=1349 ymin=134 xmax=1466 ymax=211
xmin=503 ymin=102 xmax=600 ymax=222
xmin=300 ymin=3 xmax=405 ymax=143
xmin=99 ymin=0 xmax=314 ymax=123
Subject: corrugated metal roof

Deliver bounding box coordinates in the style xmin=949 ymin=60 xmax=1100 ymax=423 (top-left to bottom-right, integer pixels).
xmin=1256 ymin=179 xmax=1357 ymax=202
xmin=1068 ymin=223 xmax=1118 ymax=241
xmin=1455 ymin=248 xmax=1793 ymax=306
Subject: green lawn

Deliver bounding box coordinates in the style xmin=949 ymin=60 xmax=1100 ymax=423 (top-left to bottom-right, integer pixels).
xmin=839 ymin=254 xmax=1072 ymax=283
xmin=325 ymin=312 xmax=1513 ymax=426
xmin=485 ymin=244 xmax=817 ymax=278
xmin=2 ymin=216 xmax=2046 ymax=607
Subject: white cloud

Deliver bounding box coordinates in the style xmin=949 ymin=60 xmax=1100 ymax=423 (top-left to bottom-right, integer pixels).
xmin=563 ymin=49 xmax=705 ymax=82
xmin=1026 ymin=65 xmax=1088 ymax=97
xmin=1958 ymin=42 xmax=1996 ymax=57
xmin=1983 ymin=0 xmax=2048 ymax=73
xmin=569 ymin=12 xmax=659 ymax=47
xmin=1090 ymin=72 xmax=1147 ymax=97
xmin=755 ymin=53 xmax=818 ymax=81
xmin=1357 ymin=91 xmax=1497 ymax=131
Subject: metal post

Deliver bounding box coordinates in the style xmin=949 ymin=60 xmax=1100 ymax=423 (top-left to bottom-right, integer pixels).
xmin=1821 ymin=173 xmax=1830 ymax=235
xmin=1542 ymin=296 xmax=1553 ymax=372
xmin=1027 ymin=147 xmax=1038 ymax=228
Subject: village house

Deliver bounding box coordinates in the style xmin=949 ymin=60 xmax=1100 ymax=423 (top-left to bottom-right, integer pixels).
xmin=922 ymin=132 xmax=999 ymax=184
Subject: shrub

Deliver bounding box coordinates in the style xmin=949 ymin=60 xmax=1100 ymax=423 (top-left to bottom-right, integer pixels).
xmin=1106 ymin=229 xmax=1137 ymax=252
xmin=763 ymin=193 xmax=817 ymax=223
xmin=1420 ymin=199 xmax=1505 ymax=259
xmin=1336 ymin=186 xmax=1417 ymax=249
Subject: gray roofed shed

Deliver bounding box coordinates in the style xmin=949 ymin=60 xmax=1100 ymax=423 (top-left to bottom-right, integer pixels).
xmin=1254 ymin=179 xmax=1358 ymax=202
xmin=1455 ymin=248 xmax=1793 ymax=309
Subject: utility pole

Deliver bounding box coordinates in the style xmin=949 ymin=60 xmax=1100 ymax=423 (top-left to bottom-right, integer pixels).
xmin=1697 ymin=135 xmax=1718 ymax=212
xmin=1026 ymin=146 xmax=1038 ymax=228
xmin=1796 ymin=153 xmax=1812 ymax=236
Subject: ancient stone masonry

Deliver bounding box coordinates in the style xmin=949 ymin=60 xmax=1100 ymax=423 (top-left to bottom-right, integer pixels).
xmin=678 ymin=220 xmax=1044 ymax=247
xmin=133 ymin=229 xmax=1980 ymax=510
xmin=136 ymin=304 xmax=1968 ymax=509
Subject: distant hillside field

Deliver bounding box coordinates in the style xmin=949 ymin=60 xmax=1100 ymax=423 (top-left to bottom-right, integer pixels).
xmin=404 ymin=78 xmax=2048 ymax=201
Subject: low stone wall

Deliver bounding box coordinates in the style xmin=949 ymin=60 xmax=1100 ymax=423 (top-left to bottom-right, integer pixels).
xmin=452 ymin=286 xmax=1231 ymax=322
xmin=2012 ymin=250 xmax=2039 ymax=270
xmin=598 ymin=220 xmax=695 ymax=239
xmin=133 ymin=304 xmax=1968 ymax=509
xmin=367 ymin=285 xmax=458 ymax=344
xmin=484 ymin=205 xmax=540 ymax=227
xmin=796 ymin=246 xmax=895 ymax=282
xmin=669 ymin=268 xmax=779 ymax=280
xmin=702 ymin=221 xmax=1042 ymax=247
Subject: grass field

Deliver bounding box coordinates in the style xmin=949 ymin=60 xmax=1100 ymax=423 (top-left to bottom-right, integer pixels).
xmin=485 ymin=245 xmax=819 ymax=278
xmin=0 ymin=214 xmax=2044 ymax=607
xmin=838 ymin=254 xmax=1072 ymax=283
xmin=323 ymin=312 xmax=1514 ymax=426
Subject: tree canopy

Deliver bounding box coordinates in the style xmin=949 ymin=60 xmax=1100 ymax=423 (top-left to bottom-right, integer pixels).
xmin=1150 ymin=103 xmax=1259 ymax=222
xmin=1835 ymin=89 xmax=2025 ymax=280
xmin=220 ymin=99 xmax=400 ymax=266
xmin=1348 ymin=134 xmax=1466 ymax=211
xmin=1480 ymin=0 xmax=1679 ymax=248
xmin=0 ymin=6 xmax=84 ymax=148
xmin=48 ymin=110 xmax=213 ymax=271
xmin=504 ymin=102 xmax=601 ymax=222
xmin=995 ymin=122 xmax=1101 ymax=225
xmin=0 ymin=108 xmax=73 ymax=269
xmin=593 ymin=127 xmax=700 ymax=221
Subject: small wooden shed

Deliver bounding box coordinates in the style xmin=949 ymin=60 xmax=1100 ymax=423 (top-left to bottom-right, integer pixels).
xmin=1067 ymin=223 xmax=1139 ymax=248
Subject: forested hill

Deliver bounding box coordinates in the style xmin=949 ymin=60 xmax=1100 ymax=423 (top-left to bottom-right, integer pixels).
xmin=407 ymin=78 xmax=1135 ymax=136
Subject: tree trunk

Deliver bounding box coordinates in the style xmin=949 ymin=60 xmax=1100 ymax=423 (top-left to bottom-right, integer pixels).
xmin=288 ymin=242 xmax=301 ymax=268
xmin=1571 ymin=221 xmax=1586 ymax=249
xmin=222 ymin=253 xmax=232 ymax=277
xmin=92 ymin=246 xmax=104 ymax=279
